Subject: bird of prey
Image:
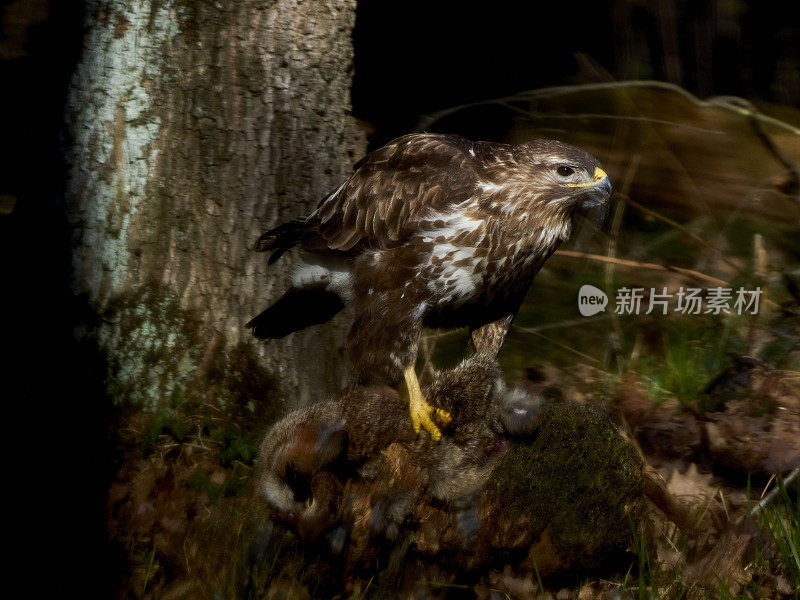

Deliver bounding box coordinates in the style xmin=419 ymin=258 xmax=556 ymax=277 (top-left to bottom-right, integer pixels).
xmin=248 ymin=133 xmax=612 ymax=441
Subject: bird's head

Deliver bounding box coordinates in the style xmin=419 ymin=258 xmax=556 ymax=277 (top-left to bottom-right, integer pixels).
xmin=514 ymin=139 xmax=613 ymax=215
xmin=478 ymin=138 xmax=613 ymax=235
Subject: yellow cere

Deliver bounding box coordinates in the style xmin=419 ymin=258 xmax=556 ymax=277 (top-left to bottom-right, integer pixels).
xmin=567 ymin=166 xmax=608 ymax=188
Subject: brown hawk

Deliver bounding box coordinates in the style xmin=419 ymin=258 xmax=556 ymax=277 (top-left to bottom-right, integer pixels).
xmin=248 ymin=133 xmax=612 ymax=440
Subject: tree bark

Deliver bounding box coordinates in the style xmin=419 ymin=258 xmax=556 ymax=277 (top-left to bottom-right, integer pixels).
xmin=67 ymin=0 xmax=364 ymax=410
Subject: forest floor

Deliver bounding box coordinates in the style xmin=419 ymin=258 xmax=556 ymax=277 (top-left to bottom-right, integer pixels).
xmin=104 ymin=345 xmax=799 ymax=600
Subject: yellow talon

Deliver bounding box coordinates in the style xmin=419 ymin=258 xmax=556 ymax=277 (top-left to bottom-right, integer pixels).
xmin=403 ymin=365 xmax=451 ymax=442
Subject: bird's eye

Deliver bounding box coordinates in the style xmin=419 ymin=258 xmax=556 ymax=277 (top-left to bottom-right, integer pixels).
xmin=556 ymin=166 xmax=574 ymax=177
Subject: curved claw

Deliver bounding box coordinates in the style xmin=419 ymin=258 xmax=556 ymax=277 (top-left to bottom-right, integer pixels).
xmin=410 ymin=399 xmax=450 ymax=442
xmin=434 ymin=407 xmax=452 ymax=424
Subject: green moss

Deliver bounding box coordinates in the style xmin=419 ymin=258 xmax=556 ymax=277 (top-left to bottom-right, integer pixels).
xmin=198 ymin=340 xmax=280 ymax=429
xmin=98 ymin=283 xmax=280 ymax=418
xmin=212 ymin=428 xmax=258 ymax=466
xmin=486 ymin=403 xmax=644 ymax=568
xmin=145 ymin=407 xmax=189 ymax=445
xmin=187 ymin=464 xmax=250 ymax=502
xmin=99 ymin=283 xmax=202 ymax=410
xmin=187 ymin=469 xmax=222 ymax=500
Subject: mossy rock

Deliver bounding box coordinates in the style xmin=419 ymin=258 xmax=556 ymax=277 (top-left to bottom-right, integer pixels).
xmin=485 ymin=402 xmax=644 ymax=573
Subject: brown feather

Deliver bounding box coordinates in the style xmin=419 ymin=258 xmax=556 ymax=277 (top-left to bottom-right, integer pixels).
xmin=300 ymin=134 xmax=477 ymax=253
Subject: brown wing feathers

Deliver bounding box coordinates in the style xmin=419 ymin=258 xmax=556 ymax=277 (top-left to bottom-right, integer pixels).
xmin=255 ymin=134 xmax=478 ymax=262
xmin=302 ymin=134 xmax=474 ymax=253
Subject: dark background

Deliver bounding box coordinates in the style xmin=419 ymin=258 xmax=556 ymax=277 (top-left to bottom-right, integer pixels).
xmin=352 ymin=1 xmax=800 ymax=145
xmin=2 ymin=0 xmax=799 ymax=595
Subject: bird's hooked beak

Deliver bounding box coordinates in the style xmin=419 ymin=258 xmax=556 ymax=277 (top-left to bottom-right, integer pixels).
xmin=571 ymin=166 xmax=612 ymax=227
xmin=567 ymin=166 xmax=613 ymax=196
xmin=592 ymin=167 xmax=613 ymax=199
xmin=568 ymin=165 xmax=613 ymax=208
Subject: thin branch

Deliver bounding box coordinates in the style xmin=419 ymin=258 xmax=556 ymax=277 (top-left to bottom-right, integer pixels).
xmin=748 ymin=465 xmax=800 ymax=517
xmin=614 ymin=192 xmax=743 ymax=273
xmin=420 ymin=314 xmax=615 ymax=343
xmin=520 ymin=111 xmax=726 ymax=136
xmin=748 ymin=110 xmax=800 ymax=198
xmin=417 ymin=80 xmax=800 ymax=137
xmin=552 ymin=249 xmax=781 ymax=309
xmin=555 ymin=249 xmax=727 ymax=284
xmin=605 ymin=158 xmax=639 ymax=371
xmin=511 ymin=326 xmax=600 ymax=364
xmin=519 ymin=314 xmax=614 ymax=332
xmin=643 ymin=467 xmax=709 ymax=535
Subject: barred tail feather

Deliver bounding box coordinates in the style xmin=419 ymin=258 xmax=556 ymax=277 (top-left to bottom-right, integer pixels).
xmin=255 ymin=218 xmax=306 ymax=264
xmin=247 ymin=288 xmax=345 ymax=339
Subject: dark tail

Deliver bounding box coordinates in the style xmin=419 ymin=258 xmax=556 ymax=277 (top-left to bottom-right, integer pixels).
xmin=247 ymin=288 xmax=345 ymax=339
xmin=255 ymin=218 xmax=306 ymax=264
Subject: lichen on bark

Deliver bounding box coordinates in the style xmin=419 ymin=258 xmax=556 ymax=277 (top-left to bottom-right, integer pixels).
xmin=67 ymin=0 xmax=180 ymax=299
xmin=99 ymin=284 xmax=200 ymax=410
xmin=67 ymin=0 xmax=364 ymax=410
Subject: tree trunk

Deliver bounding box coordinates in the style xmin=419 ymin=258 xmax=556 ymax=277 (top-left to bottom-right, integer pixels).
xmin=67 ymin=0 xmax=364 ymax=410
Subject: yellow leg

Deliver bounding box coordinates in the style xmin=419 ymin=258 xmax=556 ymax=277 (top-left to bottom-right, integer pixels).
xmin=403 ymin=365 xmax=451 ymax=442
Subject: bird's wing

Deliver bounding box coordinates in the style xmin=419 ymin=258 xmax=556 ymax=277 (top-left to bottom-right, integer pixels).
xmin=305 ymin=134 xmax=478 ymax=252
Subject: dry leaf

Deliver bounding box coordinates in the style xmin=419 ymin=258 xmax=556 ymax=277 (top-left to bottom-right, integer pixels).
xmin=667 ymin=463 xmax=716 ymax=503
